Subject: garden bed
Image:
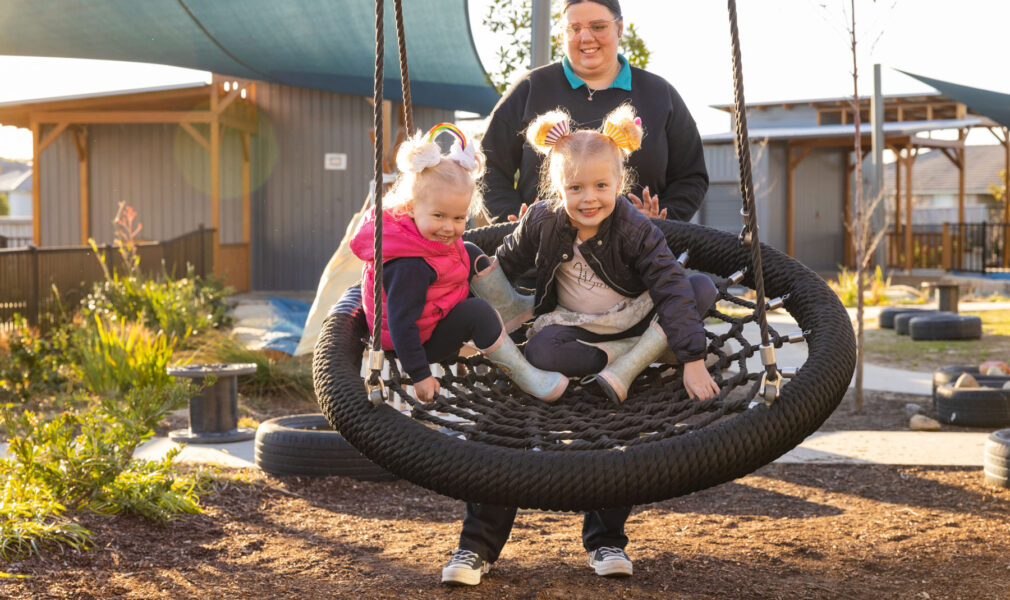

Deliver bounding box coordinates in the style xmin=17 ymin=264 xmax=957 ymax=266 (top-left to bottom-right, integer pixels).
xmin=5 ymin=390 xmax=1009 ymax=599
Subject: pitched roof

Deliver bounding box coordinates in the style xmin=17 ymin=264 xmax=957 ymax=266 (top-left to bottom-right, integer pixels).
xmin=885 ymin=145 xmax=1006 ymax=195
xmin=0 ymin=169 xmax=31 ymax=193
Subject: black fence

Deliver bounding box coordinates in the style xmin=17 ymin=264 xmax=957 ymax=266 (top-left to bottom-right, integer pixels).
xmin=949 ymin=222 xmax=1009 ymax=275
xmin=0 ymin=226 xmax=215 ymax=331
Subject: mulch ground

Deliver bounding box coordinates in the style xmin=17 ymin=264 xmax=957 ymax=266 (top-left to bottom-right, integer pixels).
xmin=5 ymin=390 xmax=1010 ymax=600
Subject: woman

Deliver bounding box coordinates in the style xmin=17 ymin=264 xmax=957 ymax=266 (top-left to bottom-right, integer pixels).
xmin=481 ymin=0 xmax=709 ymax=223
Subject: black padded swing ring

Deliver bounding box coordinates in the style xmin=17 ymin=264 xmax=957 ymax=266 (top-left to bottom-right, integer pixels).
xmin=312 ymin=220 xmax=856 ymax=511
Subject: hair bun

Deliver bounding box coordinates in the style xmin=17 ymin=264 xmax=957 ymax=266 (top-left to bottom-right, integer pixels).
xmin=395 ymin=134 xmax=442 ymax=173
xmin=601 ymin=104 xmax=643 ymax=154
xmin=526 ymin=109 xmax=572 ymax=156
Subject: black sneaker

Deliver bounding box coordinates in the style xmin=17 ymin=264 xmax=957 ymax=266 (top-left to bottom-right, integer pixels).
xmin=441 ymin=549 xmax=490 ymax=586
xmin=587 ymin=546 xmax=633 ymax=577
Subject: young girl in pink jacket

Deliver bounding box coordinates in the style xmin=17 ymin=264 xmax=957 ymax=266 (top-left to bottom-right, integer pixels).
xmin=349 ymin=123 xmax=567 ymax=404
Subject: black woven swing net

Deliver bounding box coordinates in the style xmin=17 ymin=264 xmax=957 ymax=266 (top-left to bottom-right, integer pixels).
xmin=314 ymin=220 xmax=856 ymax=511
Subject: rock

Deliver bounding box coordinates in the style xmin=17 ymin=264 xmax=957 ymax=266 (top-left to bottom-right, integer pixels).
xmin=954 ymin=373 xmax=978 ymax=388
xmin=904 ymin=403 xmax=925 ymax=418
xmin=910 ymin=414 xmax=941 ymax=431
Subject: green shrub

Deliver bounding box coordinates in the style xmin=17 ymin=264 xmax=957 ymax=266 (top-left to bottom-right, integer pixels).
xmin=0 ymin=382 xmax=205 ymax=560
xmin=82 ymin=268 xmax=233 ymax=342
xmin=68 ymin=316 xmax=179 ymax=397
xmin=0 ymin=315 xmax=69 ymax=403
xmin=828 ymin=266 xmax=891 ymax=308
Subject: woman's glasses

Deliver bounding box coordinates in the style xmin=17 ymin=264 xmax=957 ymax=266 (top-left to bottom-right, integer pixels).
xmin=564 ymin=17 xmax=620 ymax=38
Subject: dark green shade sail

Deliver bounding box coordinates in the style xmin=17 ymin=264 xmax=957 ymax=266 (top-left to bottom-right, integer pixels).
xmin=899 ymin=70 xmax=1010 ymax=129
xmin=0 ymin=0 xmax=499 ymax=115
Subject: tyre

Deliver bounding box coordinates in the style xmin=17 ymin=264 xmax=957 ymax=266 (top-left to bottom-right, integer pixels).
xmin=909 ymin=314 xmax=983 ymax=341
xmin=894 ymin=310 xmax=942 ymax=335
xmin=255 ymin=414 xmax=397 ymax=480
xmin=984 ymin=430 xmax=1010 ymax=488
xmin=879 ymin=307 xmax=932 ymax=329
xmin=934 ymin=385 xmax=1010 ymax=427
xmin=932 ymin=366 xmax=1010 ymax=404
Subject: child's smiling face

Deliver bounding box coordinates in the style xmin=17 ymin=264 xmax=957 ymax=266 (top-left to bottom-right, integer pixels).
xmin=558 ymin=151 xmax=622 ymax=240
xmin=408 ymin=178 xmax=472 ymax=245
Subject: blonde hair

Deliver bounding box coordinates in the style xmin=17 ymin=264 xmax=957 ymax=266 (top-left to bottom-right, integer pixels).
xmin=525 ymin=104 xmax=643 ymax=205
xmin=383 ymin=128 xmax=487 ymax=219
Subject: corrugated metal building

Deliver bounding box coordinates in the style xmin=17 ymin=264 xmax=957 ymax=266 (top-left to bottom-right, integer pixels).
xmin=2 ymin=80 xmax=453 ymax=290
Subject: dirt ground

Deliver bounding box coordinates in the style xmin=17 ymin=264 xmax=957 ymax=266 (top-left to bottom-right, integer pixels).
xmin=6 ymin=390 xmax=1010 ymax=600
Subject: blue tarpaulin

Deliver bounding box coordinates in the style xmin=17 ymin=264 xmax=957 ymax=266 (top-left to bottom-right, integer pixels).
xmin=260 ymin=297 xmax=311 ymax=356
xmin=0 ymin=0 xmax=499 ymax=115
xmin=900 ymin=71 xmax=1010 ymax=129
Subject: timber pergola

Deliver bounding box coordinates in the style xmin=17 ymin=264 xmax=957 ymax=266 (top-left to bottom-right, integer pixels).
xmin=712 ymin=92 xmax=1009 ymax=270
xmin=0 ymin=79 xmax=258 ymax=289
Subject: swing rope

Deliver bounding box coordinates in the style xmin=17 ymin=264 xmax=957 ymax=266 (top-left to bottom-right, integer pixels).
xmin=728 ymin=0 xmax=781 ymax=398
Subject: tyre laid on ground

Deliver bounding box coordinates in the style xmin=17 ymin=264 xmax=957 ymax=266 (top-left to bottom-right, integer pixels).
xmin=894 ymin=310 xmax=942 ymax=335
xmin=879 ymin=307 xmax=933 ymax=329
xmin=934 ymin=385 xmax=1010 ymax=428
xmin=931 ymin=367 xmax=1010 ymax=406
xmin=984 ymin=429 xmax=1010 ymax=488
xmin=909 ymin=314 xmax=983 ymax=341
xmin=255 ymin=414 xmax=398 ymax=480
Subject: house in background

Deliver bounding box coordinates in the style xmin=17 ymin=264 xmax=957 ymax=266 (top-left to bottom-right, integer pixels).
xmin=699 ymin=87 xmax=1010 ymax=273
xmin=0 ymin=163 xmax=32 ymax=247
xmin=884 ymin=145 xmax=1005 ymax=225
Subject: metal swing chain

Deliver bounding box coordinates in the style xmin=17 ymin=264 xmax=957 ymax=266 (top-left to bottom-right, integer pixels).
xmin=367 ymin=0 xmax=416 ymax=404
xmin=727 ymin=0 xmax=786 ymax=403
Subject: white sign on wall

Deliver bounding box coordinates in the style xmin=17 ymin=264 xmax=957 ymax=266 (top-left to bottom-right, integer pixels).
xmin=324 ymin=153 xmax=347 ymax=170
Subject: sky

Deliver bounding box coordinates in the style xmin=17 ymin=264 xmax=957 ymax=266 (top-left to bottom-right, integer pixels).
xmin=0 ymin=0 xmax=1007 ymax=159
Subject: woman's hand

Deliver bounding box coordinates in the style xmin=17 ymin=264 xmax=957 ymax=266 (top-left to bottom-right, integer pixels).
xmin=507 ymin=203 xmax=529 ymax=222
xmin=413 ymin=376 xmax=440 ymax=402
xmin=683 ymin=360 xmax=719 ymax=401
xmin=628 ymin=187 xmax=668 ymax=220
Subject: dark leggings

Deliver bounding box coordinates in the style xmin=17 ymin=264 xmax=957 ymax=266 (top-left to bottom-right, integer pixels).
xmin=524 ymin=273 xmax=719 ymax=377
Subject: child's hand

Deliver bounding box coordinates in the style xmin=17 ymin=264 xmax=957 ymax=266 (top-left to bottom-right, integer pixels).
xmin=413 ymin=376 xmax=440 ymax=402
xmin=507 ymin=203 xmax=529 ymax=222
xmin=683 ymin=360 xmax=719 ymax=401
xmin=628 ymin=187 xmax=668 ymax=220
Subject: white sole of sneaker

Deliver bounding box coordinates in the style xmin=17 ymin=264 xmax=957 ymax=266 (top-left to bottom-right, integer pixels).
xmin=590 ymin=560 xmax=633 ymax=577
xmin=441 ymin=566 xmax=485 ymax=586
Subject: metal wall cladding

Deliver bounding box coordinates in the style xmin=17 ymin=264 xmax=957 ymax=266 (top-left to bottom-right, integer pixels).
xmin=792 ymin=147 xmax=846 ymax=271
xmin=38 ymin=124 xmax=79 ymax=246
xmin=248 ymin=81 xmax=453 ymax=290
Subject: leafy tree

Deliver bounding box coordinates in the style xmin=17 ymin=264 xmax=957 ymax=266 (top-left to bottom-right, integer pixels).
xmin=482 ymin=0 xmax=650 ymax=93
xmin=0 ymin=192 xmax=9 ymax=216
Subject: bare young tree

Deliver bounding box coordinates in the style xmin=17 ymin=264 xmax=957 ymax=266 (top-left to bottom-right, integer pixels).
xmin=819 ymin=0 xmax=896 ymax=411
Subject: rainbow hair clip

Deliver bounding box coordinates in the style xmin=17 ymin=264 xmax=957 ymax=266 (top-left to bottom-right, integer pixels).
xmin=427 ymin=123 xmax=467 ymax=150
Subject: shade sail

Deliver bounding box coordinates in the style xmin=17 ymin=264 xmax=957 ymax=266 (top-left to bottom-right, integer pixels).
xmin=899 ymin=70 xmax=1010 ymax=129
xmin=0 ymin=0 xmax=499 ymax=115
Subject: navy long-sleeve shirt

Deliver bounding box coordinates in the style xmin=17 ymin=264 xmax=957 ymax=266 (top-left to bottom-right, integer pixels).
xmin=382 ymin=257 xmax=437 ymax=382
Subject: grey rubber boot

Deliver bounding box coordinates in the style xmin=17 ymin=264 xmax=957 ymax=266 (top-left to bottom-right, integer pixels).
xmin=577 ymin=337 xmax=641 ymax=366
xmin=470 ymin=257 xmax=535 ymax=333
xmin=594 ymin=322 xmax=669 ymax=403
xmin=479 ymin=328 xmax=568 ymax=402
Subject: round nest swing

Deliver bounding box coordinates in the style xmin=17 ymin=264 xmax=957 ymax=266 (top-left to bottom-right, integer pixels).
xmin=312 ymin=0 xmax=856 ymax=512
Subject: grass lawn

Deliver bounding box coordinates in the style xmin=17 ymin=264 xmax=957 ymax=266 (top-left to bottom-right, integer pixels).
xmin=861 ymin=309 xmax=1010 ymax=371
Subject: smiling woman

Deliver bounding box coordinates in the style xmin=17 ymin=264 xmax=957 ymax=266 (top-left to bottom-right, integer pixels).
xmin=479 ymin=0 xmax=709 ymax=224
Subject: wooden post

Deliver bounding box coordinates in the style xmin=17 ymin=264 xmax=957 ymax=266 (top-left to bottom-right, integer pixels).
xmin=843 ymin=151 xmax=852 ymax=267
xmin=1004 ymin=128 xmax=1009 ymax=268
xmin=894 ymin=150 xmax=902 ymax=234
xmin=957 ymin=128 xmax=966 ymax=224
xmin=904 ymin=145 xmax=914 ymax=271
xmin=31 ymin=121 xmax=40 ymax=246
xmin=786 ymin=145 xmax=795 ymax=257
xmin=210 ymin=84 xmax=221 ymax=277
xmin=941 ymin=222 xmax=951 ymax=271
xmin=72 ymin=126 xmax=90 ymax=244
xmin=241 ymin=132 xmax=251 ymax=245
xmin=28 ymin=245 xmax=39 ymax=328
